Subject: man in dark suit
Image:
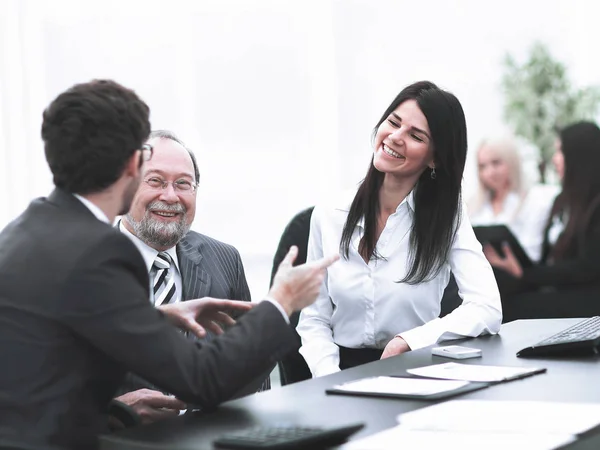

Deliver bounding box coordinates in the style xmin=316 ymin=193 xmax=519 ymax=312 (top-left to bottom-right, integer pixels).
xmin=115 ymin=130 xmax=269 ymax=423
xmin=0 ymin=79 xmax=338 ymax=449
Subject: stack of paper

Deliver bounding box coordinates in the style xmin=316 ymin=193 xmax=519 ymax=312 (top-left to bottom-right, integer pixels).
xmin=341 ymin=427 xmax=575 ymax=450
xmin=331 ymin=376 xmax=469 ymax=396
xmin=398 ymin=400 xmax=600 ymax=435
xmin=341 ymin=400 xmax=600 ymax=450
xmin=406 ymin=362 xmax=545 ymax=382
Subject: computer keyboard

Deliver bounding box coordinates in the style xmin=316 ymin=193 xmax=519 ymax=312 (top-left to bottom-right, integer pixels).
xmin=517 ymin=316 xmax=600 ymax=357
xmin=213 ymin=423 xmax=365 ymax=449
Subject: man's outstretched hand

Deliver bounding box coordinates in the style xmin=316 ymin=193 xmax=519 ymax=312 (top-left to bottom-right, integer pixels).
xmin=160 ymin=246 xmax=339 ymax=335
xmin=158 ymin=298 xmax=254 ymax=338
xmin=269 ymin=246 xmax=340 ymax=316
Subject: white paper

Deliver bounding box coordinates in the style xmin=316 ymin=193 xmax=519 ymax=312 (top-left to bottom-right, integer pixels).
xmin=397 ymin=400 xmax=600 ymax=436
xmin=341 ymin=426 xmax=575 ymax=450
xmin=407 ymin=362 xmax=544 ymax=382
xmin=332 ymin=376 xmax=469 ymax=396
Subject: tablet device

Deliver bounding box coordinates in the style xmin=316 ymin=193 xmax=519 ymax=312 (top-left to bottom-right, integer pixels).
xmin=473 ymin=225 xmax=533 ymax=268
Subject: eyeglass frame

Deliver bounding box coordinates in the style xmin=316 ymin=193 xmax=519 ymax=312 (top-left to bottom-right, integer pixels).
xmin=142 ymin=176 xmax=199 ymax=194
xmin=140 ymin=143 xmax=154 ymax=162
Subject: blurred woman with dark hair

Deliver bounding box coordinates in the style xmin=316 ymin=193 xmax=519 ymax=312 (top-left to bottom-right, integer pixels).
xmin=486 ymin=121 xmax=600 ymax=322
xmin=297 ymin=81 xmax=502 ymax=377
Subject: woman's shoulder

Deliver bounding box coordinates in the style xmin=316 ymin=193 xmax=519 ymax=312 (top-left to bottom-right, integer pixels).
xmin=312 ymin=189 xmax=357 ymax=224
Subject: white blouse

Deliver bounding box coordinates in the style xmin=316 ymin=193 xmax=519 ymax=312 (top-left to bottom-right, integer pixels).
xmin=469 ymin=184 xmax=559 ymax=262
xmin=297 ymin=191 xmax=502 ymax=378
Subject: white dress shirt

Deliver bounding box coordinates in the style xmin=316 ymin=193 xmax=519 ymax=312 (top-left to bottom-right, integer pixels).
xmin=297 ymin=191 xmax=502 ymax=378
xmin=469 ymin=184 xmax=559 ymax=262
xmin=547 ymin=213 xmax=566 ymax=247
xmin=118 ymin=221 xmax=182 ymax=304
xmin=73 ymin=194 xmax=110 ymax=224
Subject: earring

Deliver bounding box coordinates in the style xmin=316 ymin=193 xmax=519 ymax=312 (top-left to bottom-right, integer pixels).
xmin=430 ymin=167 xmax=436 ymax=180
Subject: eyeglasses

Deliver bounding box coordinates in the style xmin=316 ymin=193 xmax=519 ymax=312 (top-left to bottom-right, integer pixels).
xmin=141 ymin=144 xmax=154 ymax=162
xmin=143 ymin=176 xmax=198 ymax=193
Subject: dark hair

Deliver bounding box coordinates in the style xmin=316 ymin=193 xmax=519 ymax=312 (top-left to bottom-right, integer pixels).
xmin=340 ymin=81 xmax=468 ymax=284
xmin=42 ymin=79 xmax=151 ymax=195
xmin=148 ymin=130 xmax=200 ymax=183
xmin=550 ymin=121 xmax=600 ymax=260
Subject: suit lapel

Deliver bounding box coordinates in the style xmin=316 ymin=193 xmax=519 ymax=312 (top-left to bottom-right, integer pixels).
xmin=177 ymin=236 xmax=212 ymax=300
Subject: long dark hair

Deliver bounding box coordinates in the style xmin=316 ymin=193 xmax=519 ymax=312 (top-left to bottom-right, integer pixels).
xmin=340 ymin=81 xmax=468 ymax=284
xmin=549 ymin=121 xmax=600 ymax=260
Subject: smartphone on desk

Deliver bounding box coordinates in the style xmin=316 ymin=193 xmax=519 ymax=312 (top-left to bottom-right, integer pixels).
xmin=432 ymin=345 xmax=482 ymax=359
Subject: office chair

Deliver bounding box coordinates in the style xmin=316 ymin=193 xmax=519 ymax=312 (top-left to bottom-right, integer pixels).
xmin=270 ymin=207 xmax=314 ymax=385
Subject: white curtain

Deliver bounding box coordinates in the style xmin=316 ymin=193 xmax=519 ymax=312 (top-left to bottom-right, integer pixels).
xmin=1 ymin=0 xmax=599 ymax=299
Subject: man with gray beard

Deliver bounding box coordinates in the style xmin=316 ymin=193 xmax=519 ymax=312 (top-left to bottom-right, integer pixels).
xmin=114 ymin=130 xmax=262 ymax=426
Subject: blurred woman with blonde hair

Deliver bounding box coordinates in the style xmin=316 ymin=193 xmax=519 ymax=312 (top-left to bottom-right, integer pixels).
xmin=469 ymin=136 xmax=558 ymax=262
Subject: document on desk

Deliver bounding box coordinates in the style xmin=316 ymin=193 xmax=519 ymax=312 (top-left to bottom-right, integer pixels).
xmin=406 ymin=361 xmax=546 ymax=383
xmin=397 ymin=400 xmax=600 ymax=436
xmin=341 ymin=427 xmax=575 ymax=450
xmin=343 ymin=400 xmax=600 ymax=450
xmin=330 ymin=376 xmax=468 ymax=395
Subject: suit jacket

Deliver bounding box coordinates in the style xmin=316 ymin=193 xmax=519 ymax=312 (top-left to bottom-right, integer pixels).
xmin=117 ymin=230 xmax=272 ymax=395
xmin=497 ymin=199 xmax=600 ymax=322
xmin=0 ymin=189 xmax=296 ymax=450
xmin=497 ymin=200 xmax=600 ymax=294
xmin=177 ymin=232 xmax=251 ymax=302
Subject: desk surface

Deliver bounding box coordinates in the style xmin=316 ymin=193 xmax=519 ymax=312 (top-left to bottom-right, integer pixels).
xmin=101 ymin=318 xmax=600 ymax=450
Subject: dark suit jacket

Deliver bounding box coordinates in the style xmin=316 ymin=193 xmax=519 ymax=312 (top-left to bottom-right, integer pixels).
xmin=178 ymin=231 xmax=251 ymax=303
xmin=498 ymin=202 xmax=600 ymax=322
xmin=117 ymin=230 xmax=272 ymax=396
xmin=0 ymin=189 xmax=296 ymax=450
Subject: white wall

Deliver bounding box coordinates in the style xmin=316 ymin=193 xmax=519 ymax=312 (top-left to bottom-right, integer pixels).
xmin=1 ymin=0 xmax=600 ymax=300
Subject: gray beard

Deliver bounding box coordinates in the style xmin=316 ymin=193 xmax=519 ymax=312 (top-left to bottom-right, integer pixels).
xmin=126 ymin=205 xmax=191 ymax=249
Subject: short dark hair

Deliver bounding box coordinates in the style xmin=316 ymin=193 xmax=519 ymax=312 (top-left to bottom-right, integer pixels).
xmin=148 ymin=130 xmax=200 ymax=183
xmin=341 ymin=81 xmax=468 ymax=284
xmin=42 ymin=79 xmax=151 ymax=195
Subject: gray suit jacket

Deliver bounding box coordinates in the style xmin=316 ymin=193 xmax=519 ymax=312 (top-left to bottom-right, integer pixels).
xmin=117 ymin=230 xmax=271 ymax=396
xmin=177 ymin=231 xmax=251 ymax=304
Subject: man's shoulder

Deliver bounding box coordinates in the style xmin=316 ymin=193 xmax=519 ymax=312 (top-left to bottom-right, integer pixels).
xmin=179 ymin=231 xmax=241 ymax=257
xmin=0 ymin=196 xmax=145 ymax=286
xmin=4 ymin=194 xmax=127 ymax=250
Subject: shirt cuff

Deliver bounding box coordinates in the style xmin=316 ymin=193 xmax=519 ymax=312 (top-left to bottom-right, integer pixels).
xmin=314 ymin=362 xmax=342 ymax=378
xmin=261 ymin=296 xmax=290 ymax=324
xmin=396 ymin=326 xmax=433 ymax=351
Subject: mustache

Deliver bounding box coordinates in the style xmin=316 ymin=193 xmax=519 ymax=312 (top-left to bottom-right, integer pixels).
xmin=146 ymin=201 xmax=186 ymax=214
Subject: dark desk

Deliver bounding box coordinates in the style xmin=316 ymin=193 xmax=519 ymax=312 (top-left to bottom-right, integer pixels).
xmin=101 ymin=319 xmax=600 ymax=449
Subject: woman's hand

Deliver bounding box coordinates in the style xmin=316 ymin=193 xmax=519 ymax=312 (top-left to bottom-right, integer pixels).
xmin=483 ymin=242 xmax=523 ymax=278
xmin=381 ymin=336 xmax=411 ymax=359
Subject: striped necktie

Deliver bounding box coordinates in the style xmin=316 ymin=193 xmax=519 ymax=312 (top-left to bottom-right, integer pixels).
xmin=152 ymin=252 xmax=177 ymax=306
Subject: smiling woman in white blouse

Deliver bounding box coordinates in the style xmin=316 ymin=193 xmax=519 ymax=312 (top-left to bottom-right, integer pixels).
xmin=296 ymin=81 xmax=502 ymax=377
